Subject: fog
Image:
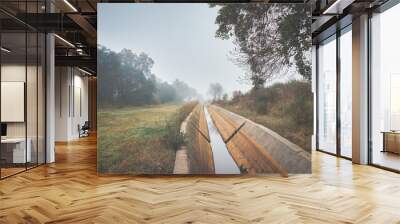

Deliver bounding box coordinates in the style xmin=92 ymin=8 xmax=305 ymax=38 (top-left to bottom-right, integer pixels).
xmin=98 ymin=3 xmax=252 ymax=99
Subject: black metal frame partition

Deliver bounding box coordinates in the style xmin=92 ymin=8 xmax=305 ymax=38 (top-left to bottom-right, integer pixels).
xmin=0 ymin=0 xmax=47 ymax=180
xmin=315 ymin=24 xmax=353 ymax=161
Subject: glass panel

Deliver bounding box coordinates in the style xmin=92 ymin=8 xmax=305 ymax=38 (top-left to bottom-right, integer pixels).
xmin=26 ymin=0 xmax=39 ymax=169
xmin=371 ymin=4 xmax=400 ymax=171
xmin=1 ymin=31 xmax=27 ymax=177
xmin=340 ymin=28 xmax=352 ymax=158
xmin=318 ymin=36 xmax=337 ymax=154
xmin=38 ymin=33 xmax=45 ymax=165
xmin=27 ymin=31 xmax=38 ymax=169
xmin=0 ymin=1 xmax=46 ymax=179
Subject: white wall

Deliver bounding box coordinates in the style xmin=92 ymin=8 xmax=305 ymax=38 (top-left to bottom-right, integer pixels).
xmin=1 ymin=65 xmax=40 ymax=137
xmin=55 ymin=67 xmax=69 ymax=141
xmin=71 ymin=70 xmax=89 ymax=137
xmin=1 ymin=63 xmax=46 ymax=164
xmin=1 ymin=65 xmax=27 ymax=141
xmin=55 ymin=67 xmax=89 ymax=141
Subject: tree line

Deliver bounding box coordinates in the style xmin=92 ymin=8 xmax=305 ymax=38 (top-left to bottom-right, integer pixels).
xmin=98 ymin=46 xmax=199 ymax=108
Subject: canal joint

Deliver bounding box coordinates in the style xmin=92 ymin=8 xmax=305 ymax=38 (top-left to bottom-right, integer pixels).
xmin=224 ymin=121 xmax=246 ymax=144
xmin=188 ymin=121 xmax=210 ymax=143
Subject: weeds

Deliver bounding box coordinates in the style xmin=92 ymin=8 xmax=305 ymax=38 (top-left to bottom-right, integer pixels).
xmin=164 ymin=101 xmax=198 ymax=151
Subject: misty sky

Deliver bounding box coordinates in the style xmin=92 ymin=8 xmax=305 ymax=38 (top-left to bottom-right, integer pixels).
xmin=98 ymin=3 xmax=252 ymax=98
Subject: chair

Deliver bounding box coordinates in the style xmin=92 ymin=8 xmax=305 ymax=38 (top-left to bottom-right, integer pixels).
xmin=79 ymin=121 xmax=90 ymax=138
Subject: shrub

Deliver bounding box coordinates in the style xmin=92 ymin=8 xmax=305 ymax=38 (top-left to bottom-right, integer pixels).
xmin=164 ymin=117 xmax=185 ymax=150
xmin=218 ymin=80 xmax=313 ymax=151
xmin=252 ymin=89 xmax=269 ymax=114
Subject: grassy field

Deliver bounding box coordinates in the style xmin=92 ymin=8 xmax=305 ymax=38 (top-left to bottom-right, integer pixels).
xmin=98 ymin=104 xmax=182 ymax=174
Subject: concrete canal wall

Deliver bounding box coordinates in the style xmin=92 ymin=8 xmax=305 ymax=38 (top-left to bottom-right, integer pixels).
xmin=210 ymin=105 xmax=311 ymax=174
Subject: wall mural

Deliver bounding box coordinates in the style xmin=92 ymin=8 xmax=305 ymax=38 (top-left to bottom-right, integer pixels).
xmin=97 ymin=3 xmax=312 ymax=175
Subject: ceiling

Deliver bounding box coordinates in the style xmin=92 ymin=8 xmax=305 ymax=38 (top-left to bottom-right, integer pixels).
xmin=1 ymin=0 xmax=393 ymax=74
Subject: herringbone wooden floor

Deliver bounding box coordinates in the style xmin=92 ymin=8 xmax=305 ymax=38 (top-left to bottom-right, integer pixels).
xmin=1 ymin=135 xmax=400 ymax=224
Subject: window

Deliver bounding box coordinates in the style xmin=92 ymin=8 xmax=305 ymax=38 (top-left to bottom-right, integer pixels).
xmin=318 ymin=35 xmax=337 ymax=154
xmin=316 ymin=25 xmax=353 ymax=159
xmin=339 ymin=27 xmax=352 ymax=158
xmin=370 ymin=3 xmax=400 ymax=171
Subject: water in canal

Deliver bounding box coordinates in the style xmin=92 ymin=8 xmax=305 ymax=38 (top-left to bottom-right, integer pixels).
xmin=204 ymin=106 xmax=240 ymax=174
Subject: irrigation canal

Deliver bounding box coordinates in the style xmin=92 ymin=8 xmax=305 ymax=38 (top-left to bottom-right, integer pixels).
xmin=204 ymin=106 xmax=240 ymax=174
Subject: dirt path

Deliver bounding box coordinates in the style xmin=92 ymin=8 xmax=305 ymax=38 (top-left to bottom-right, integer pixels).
xmin=172 ymin=107 xmax=194 ymax=174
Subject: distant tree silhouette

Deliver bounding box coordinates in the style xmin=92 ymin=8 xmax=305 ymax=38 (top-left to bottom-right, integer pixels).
xmin=208 ymin=83 xmax=224 ymax=102
xmin=98 ymin=46 xmax=199 ymax=108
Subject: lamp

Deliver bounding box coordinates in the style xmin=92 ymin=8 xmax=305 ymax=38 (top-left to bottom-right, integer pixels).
xmin=54 ymin=34 xmax=75 ymax=48
xmin=63 ymin=0 xmax=78 ymax=12
xmin=1 ymin=47 xmax=11 ymax=53
xmin=78 ymin=67 xmax=93 ymax=76
xmin=322 ymin=0 xmax=355 ymax=15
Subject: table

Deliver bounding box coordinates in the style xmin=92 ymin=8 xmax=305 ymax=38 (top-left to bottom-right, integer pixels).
xmin=381 ymin=131 xmax=400 ymax=154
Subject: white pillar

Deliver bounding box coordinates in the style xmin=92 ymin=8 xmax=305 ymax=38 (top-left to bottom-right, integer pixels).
xmin=352 ymin=14 xmax=369 ymax=164
xmin=55 ymin=67 xmax=73 ymax=141
xmin=46 ymin=32 xmax=55 ymax=163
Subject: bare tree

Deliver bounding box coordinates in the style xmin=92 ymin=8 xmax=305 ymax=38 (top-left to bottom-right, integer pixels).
xmin=208 ymin=83 xmax=224 ymax=102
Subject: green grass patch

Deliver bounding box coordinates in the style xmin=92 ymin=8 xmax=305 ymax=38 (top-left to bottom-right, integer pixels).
xmin=98 ymin=104 xmax=182 ymax=174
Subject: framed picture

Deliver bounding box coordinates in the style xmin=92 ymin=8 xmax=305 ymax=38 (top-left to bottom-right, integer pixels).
xmin=97 ymin=3 xmax=312 ymax=175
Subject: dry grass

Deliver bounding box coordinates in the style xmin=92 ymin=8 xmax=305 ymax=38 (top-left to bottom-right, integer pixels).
xmin=218 ymin=81 xmax=313 ymax=152
xmin=222 ymin=105 xmax=311 ymax=152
